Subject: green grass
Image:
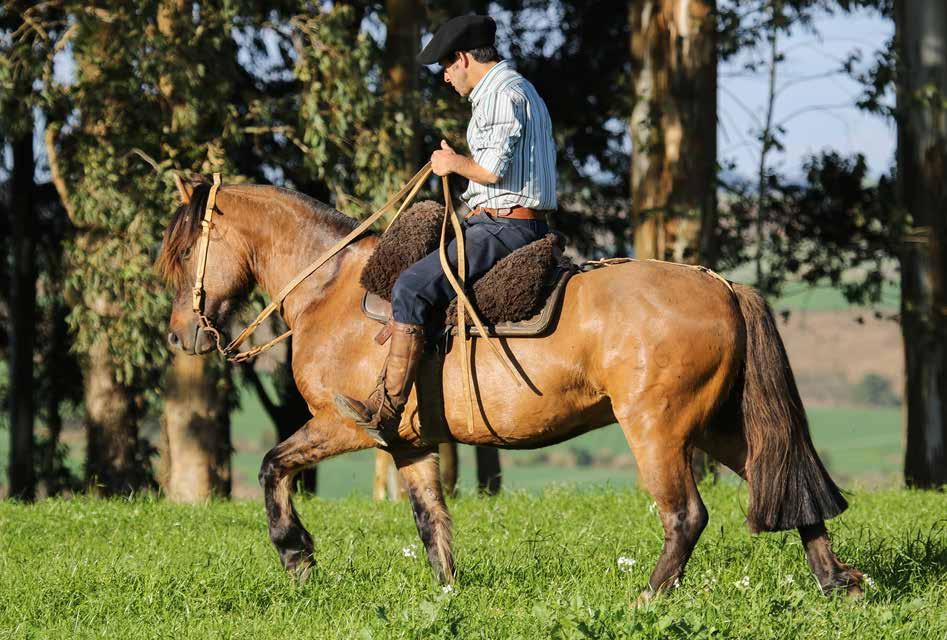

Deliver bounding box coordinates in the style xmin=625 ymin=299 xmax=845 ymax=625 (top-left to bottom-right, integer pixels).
xmin=1 ymin=486 xmax=945 ymax=638
xmin=721 ymin=266 xmax=900 ymax=313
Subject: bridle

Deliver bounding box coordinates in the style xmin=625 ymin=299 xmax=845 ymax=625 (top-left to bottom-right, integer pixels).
xmin=189 ymin=173 xmax=233 ymax=357
xmin=185 ymin=164 xmax=527 ymax=431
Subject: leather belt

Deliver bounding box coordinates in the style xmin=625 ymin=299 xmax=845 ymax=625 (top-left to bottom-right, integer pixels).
xmin=465 ymin=206 xmax=550 ymax=221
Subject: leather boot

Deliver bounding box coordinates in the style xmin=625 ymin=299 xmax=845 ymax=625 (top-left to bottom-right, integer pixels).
xmin=334 ymin=321 xmax=425 ymax=446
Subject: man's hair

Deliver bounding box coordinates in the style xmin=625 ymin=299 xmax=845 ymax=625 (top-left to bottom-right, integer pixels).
xmin=465 ymin=45 xmax=501 ymax=63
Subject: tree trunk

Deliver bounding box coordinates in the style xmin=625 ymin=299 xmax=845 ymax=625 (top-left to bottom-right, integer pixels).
xmin=160 ymin=354 xmax=232 ymax=501
xmin=896 ymin=0 xmax=947 ymax=488
xmin=440 ymin=442 xmax=458 ymax=497
xmin=629 ymin=0 xmax=717 ymax=266
xmin=630 ymin=0 xmax=717 ymax=480
xmin=475 ymin=446 xmax=501 ymax=495
xmin=8 ymin=129 xmax=36 ymax=501
xmin=84 ymin=338 xmax=148 ymax=495
xmin=154 ymin=0 xmax=234 ymax=501
xmin=385 ymin=0 xmax=423 ymax=171
xmin=371 ymin=0 xmax=441 ymax=502
xmin=373 ymin=451 xmax=406 ymax=500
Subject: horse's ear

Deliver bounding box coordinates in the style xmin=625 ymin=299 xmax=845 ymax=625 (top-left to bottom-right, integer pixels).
xmin=173 ymin=172 xmax=194 ymax=205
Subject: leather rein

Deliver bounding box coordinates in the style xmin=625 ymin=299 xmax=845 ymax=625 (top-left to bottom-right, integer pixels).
xmin=189 ymin=165 xmax=524 ymax=431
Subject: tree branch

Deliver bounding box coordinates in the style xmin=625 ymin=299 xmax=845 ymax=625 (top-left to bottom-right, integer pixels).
xmin=43 ymin=124 xmax=86 ymax=229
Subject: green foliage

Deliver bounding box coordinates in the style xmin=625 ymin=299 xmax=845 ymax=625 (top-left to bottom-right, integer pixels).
xmin=292 ymin=5 xmax=415 ymax=214
xmin=719 ymin=151 xmax=901 ymax=304
xmin=1 ymin=487 xmax=945 ymax=638
xmin=852 ymin=373 xmax=900 ymax=407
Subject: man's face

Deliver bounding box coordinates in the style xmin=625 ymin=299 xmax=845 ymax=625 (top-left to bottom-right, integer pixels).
xmin=440 ymin=52 xmax=473 ymax=96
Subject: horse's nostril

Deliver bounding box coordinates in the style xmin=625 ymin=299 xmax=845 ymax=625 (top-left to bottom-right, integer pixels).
xmin=168 ymin=332 xmax=181 ymax=348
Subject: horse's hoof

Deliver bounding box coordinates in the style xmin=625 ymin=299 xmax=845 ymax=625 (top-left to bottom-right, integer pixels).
xmin=632 ymin=587 xmax=655 ymax=608
xmin=281 ymin=549 xmax=314 ymax=585
xmin=846 ymin=583 xmax=865 ymax=599
xmin=291 ymin=560 xmax=313 ymax=586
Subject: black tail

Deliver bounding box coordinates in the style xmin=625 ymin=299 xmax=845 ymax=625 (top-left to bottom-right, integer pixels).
xmin=733 ymin=284 xmax=847 ymax=533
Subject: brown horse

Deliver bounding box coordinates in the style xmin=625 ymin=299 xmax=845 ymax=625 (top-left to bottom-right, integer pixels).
xmin=158 ymin=180 xmax=864 ymax=600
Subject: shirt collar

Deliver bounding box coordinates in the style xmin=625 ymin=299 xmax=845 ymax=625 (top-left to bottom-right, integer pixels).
xmin=469 ymin=59 xmax=511 ymax=105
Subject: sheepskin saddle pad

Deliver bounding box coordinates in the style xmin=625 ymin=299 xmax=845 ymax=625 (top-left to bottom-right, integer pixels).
xmin=360 ymin=200 xmax=576 ymax=338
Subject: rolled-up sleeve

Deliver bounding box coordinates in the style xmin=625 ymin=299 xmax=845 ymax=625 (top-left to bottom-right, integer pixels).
xmin=473 ymin=91 xmax=525 ymax=179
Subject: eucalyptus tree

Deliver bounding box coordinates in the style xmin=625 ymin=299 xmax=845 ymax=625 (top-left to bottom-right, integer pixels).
xmin=894 ymin=0 xmax=947 ymax=488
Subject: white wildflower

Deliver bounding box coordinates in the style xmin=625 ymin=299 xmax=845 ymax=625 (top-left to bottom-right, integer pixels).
xmin=402 ymin=544 xmax=418 ymax=559
xmin=648 ymin=502 xmax=658 ymax=514
xmin=785 ymin=574 xmax=794 ymax=585
xmin=617 ymin=556 xmax=637 ymax=573
xmin=864 ymin=575 xmax=875 ymax=588
xmin=441 ymin=584 xmax=455 ymax=594
xmin=735 ymin=575 xmax=750 ymax=589
xmin=672 ymin=577 xmax=681 ymax=588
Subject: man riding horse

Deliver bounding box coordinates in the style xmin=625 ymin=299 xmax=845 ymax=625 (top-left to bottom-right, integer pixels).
xmin=335 ymin=14 xmax=557 ymax=447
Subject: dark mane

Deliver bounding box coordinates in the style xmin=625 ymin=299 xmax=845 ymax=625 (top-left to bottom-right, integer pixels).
xmin=155 ymin=182 xmax=361 ymax=289
xmin=156 ymin=182 xmax=212 ymax=288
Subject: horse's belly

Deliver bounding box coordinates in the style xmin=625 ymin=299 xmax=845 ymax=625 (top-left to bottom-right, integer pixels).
xmin=436 ymin=340 xmax=613 ymax=447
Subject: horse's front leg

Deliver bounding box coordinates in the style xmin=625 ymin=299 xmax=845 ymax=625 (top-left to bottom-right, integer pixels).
xmin=393 ymin=447 xmax=455 ymax=584
xmin=258 ymin=416 xmax=376 ymax=581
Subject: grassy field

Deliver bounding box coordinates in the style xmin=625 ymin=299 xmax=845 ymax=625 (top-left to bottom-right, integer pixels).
xmin=2 ymin=485 xmax=945 ymax=639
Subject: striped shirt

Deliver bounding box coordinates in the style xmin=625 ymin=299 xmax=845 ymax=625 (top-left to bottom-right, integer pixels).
xmin=462 ymin=60 xmax=557 ymax=211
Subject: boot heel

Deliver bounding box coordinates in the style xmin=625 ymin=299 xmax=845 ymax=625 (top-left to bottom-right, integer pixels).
xmin=334 ymin=394 xmax=369 ymax=422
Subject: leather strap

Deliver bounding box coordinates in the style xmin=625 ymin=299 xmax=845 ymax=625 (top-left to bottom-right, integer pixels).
xmin=191 ymin=173 xmax=222 ymax=315
xmin=374 ymin=323 xmax=392 ymax=345
xmin=191 ymin=162 xmax=531 ymax=439
xmin=436 ymin=176 xmax=527 ymax=434
xmin=465 ymin=206 xmax=548 ymax=221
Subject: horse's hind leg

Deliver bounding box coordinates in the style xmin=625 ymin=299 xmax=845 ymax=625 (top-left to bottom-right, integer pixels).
xmin=619 ymin=413 xmax=708 ymax=602
xmin=258 ymin=417 xmax=375 ymax=581
xmin=697 ymin=426 xmax=864 ymax=596
xmin=799 ymin=522 xmax=864 ymax=596
xmin=393 ymin=448 xmax=455 ymax=584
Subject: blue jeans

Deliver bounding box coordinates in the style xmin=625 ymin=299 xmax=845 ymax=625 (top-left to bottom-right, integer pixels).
xmin=390 ymin=215 xmax=549 ymax=325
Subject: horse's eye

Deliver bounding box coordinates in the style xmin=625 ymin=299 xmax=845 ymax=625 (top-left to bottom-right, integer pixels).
xmin=182 ymin=247 xmax=193 ymax=260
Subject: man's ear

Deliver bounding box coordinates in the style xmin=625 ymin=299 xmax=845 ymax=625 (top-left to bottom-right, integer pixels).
xmin=173 ymin=172 xmax=194 ymax=205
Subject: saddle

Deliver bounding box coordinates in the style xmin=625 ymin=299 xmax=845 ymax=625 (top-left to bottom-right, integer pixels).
xmin=359 ymin=200 xmax=577 ymax=338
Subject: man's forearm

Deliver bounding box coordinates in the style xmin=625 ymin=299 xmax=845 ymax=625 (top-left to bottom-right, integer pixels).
xmin=451 ymin=154 xmax=500 ymax=185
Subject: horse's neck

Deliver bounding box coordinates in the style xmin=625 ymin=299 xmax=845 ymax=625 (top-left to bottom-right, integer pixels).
xmin=228 ymin=187 xmax=373 ymax=331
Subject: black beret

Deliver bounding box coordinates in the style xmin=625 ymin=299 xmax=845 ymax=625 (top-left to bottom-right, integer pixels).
xmin=417 ymin=15 xmax=496 ymax=65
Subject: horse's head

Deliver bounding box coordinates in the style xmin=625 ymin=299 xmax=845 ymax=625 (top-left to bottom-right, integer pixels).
xmin=157 ymin=176 xmax=251 ymax=355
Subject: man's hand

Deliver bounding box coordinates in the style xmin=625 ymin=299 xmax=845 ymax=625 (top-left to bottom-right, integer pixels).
xmin=431 ymin=140 xmax=459 ymax=176
xmin=430 ymin=139 xmax=501 ymax=184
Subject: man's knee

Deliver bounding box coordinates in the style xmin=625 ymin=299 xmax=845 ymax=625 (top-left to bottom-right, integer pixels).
xmin=392 ymin=270 xmax=421 ymax=306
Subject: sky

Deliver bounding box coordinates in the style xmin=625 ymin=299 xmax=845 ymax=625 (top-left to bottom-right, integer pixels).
xmin=718 ymin=7 xmax=895 ymax=180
